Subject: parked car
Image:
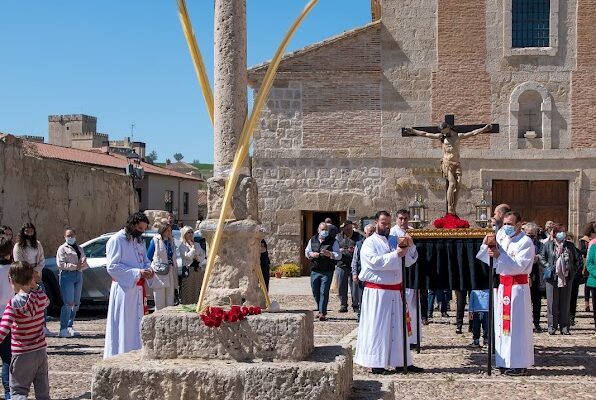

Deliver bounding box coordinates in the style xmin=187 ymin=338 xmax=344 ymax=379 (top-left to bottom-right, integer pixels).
xmin=43 ymin=230 xmax=206 ymax=313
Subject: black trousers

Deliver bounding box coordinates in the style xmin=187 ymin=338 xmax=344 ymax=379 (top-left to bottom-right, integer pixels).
xmin=455 ymin=290 xmax=467 ymax=328
xmin=590 ymin=286 xmax=596 ymax=331
xmin=569 ymin=273 xmax=582 ymax=318
xmin=530 ymin=283 xmax=543 ymax=326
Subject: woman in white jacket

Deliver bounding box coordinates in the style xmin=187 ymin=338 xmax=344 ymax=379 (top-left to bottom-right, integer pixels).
xmin=56 ymin=228 xmax=88 ymax=338
xmin=178 ymin=226 xmax=206 ymax=305
xmin=147 ymin=224 xmax=178 ymax=310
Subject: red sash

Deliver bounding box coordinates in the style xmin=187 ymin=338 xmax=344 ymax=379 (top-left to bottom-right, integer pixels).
xmin=500 ymin=274 xmax=528 ymax=335
xmin=364 ymin=282 xmax=412 ymax=337
xmin=137 ymin=278 xmax=148 ymax=315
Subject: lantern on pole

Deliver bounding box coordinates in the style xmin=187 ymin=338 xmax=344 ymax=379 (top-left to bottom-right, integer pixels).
xmin=408 ymin=194 xmax=427 ymax=229
xmin=475 ymin=195 xmax=490 ymax=228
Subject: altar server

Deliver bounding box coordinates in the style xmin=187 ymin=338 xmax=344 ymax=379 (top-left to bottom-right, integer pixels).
xmin=104 ymin=212 xmax=154 ymax=358
xmin=477 ymin=211 xmax=535 ymax=376
xmin=355 ymin=211 xmax=423 ymax=374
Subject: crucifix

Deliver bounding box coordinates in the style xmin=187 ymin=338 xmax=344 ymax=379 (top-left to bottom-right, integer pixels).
xmin=402 ymin=115 xmax=499 ymax=216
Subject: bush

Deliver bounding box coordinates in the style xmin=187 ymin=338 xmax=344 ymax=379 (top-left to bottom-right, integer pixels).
xmin=273 ymin=263 xmax=301 ymax=278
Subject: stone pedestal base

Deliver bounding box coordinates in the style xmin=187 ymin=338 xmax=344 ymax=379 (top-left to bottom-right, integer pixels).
xmin=142 ymin=309 xmax=314 ymax=361
xmin=92 ymin=345 xmax=352 ymax=400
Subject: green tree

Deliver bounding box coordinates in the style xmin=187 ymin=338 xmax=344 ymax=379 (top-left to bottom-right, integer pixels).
xmin=173 ymin=153 xmax=184 ymax=162
xmin=192 ymin=158 xmax=201 ymax=165
xmin=145 ymin=150 xmax=158 ymax=164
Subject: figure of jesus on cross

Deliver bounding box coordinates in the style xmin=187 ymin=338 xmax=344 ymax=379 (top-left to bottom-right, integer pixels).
xmin=402 ymin=115 xmax=499 ymax=216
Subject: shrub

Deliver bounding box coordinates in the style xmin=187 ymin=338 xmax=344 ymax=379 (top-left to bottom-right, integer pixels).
xmin=273 ymin=263 xmax=301 ymax=277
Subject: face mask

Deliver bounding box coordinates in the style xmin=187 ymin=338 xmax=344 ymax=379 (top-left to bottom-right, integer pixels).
xmin=503 ymin=225 xmax=515 ymax=237
xmin=556 ymin=232 xmax=566 ymax=242
xmin=319 ymin=231 xmax=329 ymax=239
xmin=66 ymin=237 xmax=76 ymax=245
xmin=131 ymin=229 xmax=143 ymax=238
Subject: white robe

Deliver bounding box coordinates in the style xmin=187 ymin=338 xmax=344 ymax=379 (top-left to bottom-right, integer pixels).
xmin=355 ymin=233 xmax=417 ymax=368
xmin=389 ymin=226 xmax=421 ymax=345
xmin=477 ymin=231 xmax=535 ymax=368
xmin=103 ymin=230 xmax=152 ymax=359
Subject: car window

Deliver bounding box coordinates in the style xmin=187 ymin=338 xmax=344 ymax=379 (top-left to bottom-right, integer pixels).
xmin=83 ymin=238 xmax=109 ymax=258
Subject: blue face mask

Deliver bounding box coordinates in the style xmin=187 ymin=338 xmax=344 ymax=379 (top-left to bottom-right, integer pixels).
xmin=319 ymin=231 xmax=329 ymax=239
xmin=66 ymin=237 xmax=76 ymax=245
xmin=556 ymin=232 xmax=566 ymax=242
xmin=503 ymin=225 xmax=515 ymax=237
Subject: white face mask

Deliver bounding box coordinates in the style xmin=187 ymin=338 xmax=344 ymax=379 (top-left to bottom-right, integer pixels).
xmin=66 ymin=237 xmax=76 ymax=245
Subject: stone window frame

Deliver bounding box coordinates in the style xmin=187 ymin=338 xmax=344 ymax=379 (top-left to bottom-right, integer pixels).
xmin=509 ymin=81 xmax=552 ymax=149
xmin=479 ymin=168 xmax=582 ymax=235
xmin=503 ymin=0 xmax=559 ymax=56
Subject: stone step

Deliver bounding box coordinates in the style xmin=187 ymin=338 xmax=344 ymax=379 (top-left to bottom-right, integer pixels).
xmin=92 ymin=345 xmax=352 ymax=400
xmin=142 ymin=308 xmax=314 ymax=361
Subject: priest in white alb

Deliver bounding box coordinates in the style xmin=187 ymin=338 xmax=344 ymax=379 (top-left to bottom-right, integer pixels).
xmin=355 ymin=211 xmax=424 ymax=374
xmin=476 ymin=211 xmax=535 ymax=376
xmin=104 ymin=212 xmax=155 ymax=358
xmin=389 ymin=208 xmax=421 ymax=346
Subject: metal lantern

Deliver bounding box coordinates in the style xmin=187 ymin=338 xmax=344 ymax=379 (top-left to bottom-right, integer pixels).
xmin=475 ymin=196 xmax=490 ymax=228
xmin=408 ymin=194 xmax=427 ymax=229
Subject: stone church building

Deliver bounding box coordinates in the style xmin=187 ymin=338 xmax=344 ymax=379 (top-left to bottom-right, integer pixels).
xmin=248 ymin=0 xmax=596 ymax=268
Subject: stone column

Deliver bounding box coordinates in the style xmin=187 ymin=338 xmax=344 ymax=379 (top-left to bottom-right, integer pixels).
xmin=213 ymin=0 xmax=248 ymax=179
xmin=200 ymin=0 xmax=265 ymax=307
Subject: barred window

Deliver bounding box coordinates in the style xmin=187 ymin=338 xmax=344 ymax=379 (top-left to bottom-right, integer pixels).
xmin=512 ymin=0 xmax=550 ymax=48
xmin=183 ymin=192 xmax=189 ymax=215
xmin=164 ymin=190 xmax=173 ymax=213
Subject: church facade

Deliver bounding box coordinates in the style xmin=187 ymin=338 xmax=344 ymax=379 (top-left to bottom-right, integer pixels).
xmin=248 ymin=0 xmax=596 ymax=268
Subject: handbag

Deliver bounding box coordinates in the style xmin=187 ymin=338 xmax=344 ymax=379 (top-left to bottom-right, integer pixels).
xmin=153 ymin=262 xmax=171 ymax=276
xmin=543 ymin=264 xmax=555 ymax=282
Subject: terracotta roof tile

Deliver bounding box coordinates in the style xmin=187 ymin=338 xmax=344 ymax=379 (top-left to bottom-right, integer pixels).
xmin=26 ymin=140 xmax=202 ymax=181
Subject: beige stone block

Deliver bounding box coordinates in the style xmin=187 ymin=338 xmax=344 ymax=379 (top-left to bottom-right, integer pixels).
xmin=92 ymin=345 xmax=352 ymax=400
xmin=141 ymin=309 xmax=314 ymax=362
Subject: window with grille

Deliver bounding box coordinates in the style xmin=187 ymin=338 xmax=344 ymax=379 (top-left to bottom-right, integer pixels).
xmin=183 ymin=192 xmax=189 ymax=215
xmin=512 ymin=0 xmax=550 ymax=48
xmin=164 ymin=190 xmax=174 ymax=213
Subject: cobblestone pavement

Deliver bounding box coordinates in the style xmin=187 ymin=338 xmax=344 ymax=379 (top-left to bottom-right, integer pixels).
xmin=17 ymin=277 xmax=596 ymax=399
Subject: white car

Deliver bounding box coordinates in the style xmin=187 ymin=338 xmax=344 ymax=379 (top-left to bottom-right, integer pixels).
xmin=43 ymin=230 xmax=206 ymax=313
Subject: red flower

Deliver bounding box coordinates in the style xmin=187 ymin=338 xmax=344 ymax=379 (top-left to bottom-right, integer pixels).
xmin=433 ymin=213 xmax=470 ymax=229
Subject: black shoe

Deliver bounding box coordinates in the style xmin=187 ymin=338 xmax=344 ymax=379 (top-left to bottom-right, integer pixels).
xmin=455 ymin=326 xmax=463 ymax=334
xmin=422 ymin=318 xmax=429 ymax=325
xmin=371 ymin=368 xmax=387 ymax=375
xmin=504 ymin=368 xmax=527 ymax=376
xmin=356 ymin=314 xmax=360 ymax=323
xmin=353 ymin=306 xmax=359 ymax=313
xmin=561 ymin=328 xmax=571 ymax=335
xmin=548 ymin=329 xmax=556 ymax=335
xmin=533 ymin=324 xmax=543 ymax=333
xmin=339 ymin=306 xmax=348 ymax=313
xmin=498 ymin=367 xmax=507 ymax=374
xmin=441 ymin=312 xmax=450 ymax=318
xmin=570 ymin=316 xmax=576 ymax=326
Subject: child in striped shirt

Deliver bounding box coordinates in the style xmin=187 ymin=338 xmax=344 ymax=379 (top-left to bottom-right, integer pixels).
xmin=0 ymin=261 xmax=50 ymax=400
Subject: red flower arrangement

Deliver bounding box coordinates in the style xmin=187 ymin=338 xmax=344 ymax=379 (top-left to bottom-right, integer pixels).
xmin=433 ymin=213 xmax=470 ymax=229
xmin=199 ymin=305 xmax=262 ymax=328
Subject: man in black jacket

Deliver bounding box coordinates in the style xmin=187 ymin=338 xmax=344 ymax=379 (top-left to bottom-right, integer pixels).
xmin=305 ymin=222 xmax=341 ymax=321
xmin=336 ymin=220 xmax=364 ymax=313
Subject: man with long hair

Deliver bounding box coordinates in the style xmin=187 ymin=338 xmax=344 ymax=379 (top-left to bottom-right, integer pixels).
xmin=104 ymin=212 xmax=154 ymax=358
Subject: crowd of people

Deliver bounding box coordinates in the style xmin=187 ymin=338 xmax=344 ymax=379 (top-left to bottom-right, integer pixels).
xmin=305 ymin=205 xmax=596 ymax=377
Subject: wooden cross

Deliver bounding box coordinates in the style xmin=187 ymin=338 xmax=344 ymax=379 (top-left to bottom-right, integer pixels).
xmin=401 ymin=114 xmax=500 ymax=136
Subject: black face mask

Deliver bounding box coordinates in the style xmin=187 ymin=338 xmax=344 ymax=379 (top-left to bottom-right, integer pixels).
xmin=131 ymin=230 xmax=143 ymax=238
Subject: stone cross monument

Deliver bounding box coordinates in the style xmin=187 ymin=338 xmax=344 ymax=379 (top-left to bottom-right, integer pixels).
xmin=402 ymin=115 xmax=499 ymax=215
xmin=199 ymin=0 xmax=266 ymax=308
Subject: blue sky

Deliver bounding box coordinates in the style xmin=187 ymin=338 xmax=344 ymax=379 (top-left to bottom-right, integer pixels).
xmin=0 ymin=1 xmax=371 ymax=164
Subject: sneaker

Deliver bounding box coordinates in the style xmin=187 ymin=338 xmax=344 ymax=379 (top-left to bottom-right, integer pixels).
xmin=455 ymin=326 xmax=463 ymax=334
xmin=561 ymin=328 xmax=571 ymax=335
xmin=504 ymin=368 xmax=527 ymax=376
xmin=339 ymin=306 xmax=348 ymax=313
xmin=59 ymin=328 xmax=71 ymax=338
xmin=469 ymin=340 xmax=481 ymax=348
xmin=68 ymin=327 xmax=81 ymax=337
xmin=44 ymin=326 xmax=56 ymax=337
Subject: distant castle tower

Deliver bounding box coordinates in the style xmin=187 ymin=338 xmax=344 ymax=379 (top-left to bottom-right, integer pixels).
xmin=48 ymin=114 xmax=107 ymax=149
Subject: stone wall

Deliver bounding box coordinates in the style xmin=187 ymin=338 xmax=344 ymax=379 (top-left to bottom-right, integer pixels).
xmin=0 ymin=135 xmax=137 ymax=255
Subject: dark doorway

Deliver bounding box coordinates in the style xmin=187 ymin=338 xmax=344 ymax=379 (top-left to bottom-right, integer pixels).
xmin=492 ymin=180 xmax=569 ymax=228
xmin=300 ymin=210 xmax=346 ymax=275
